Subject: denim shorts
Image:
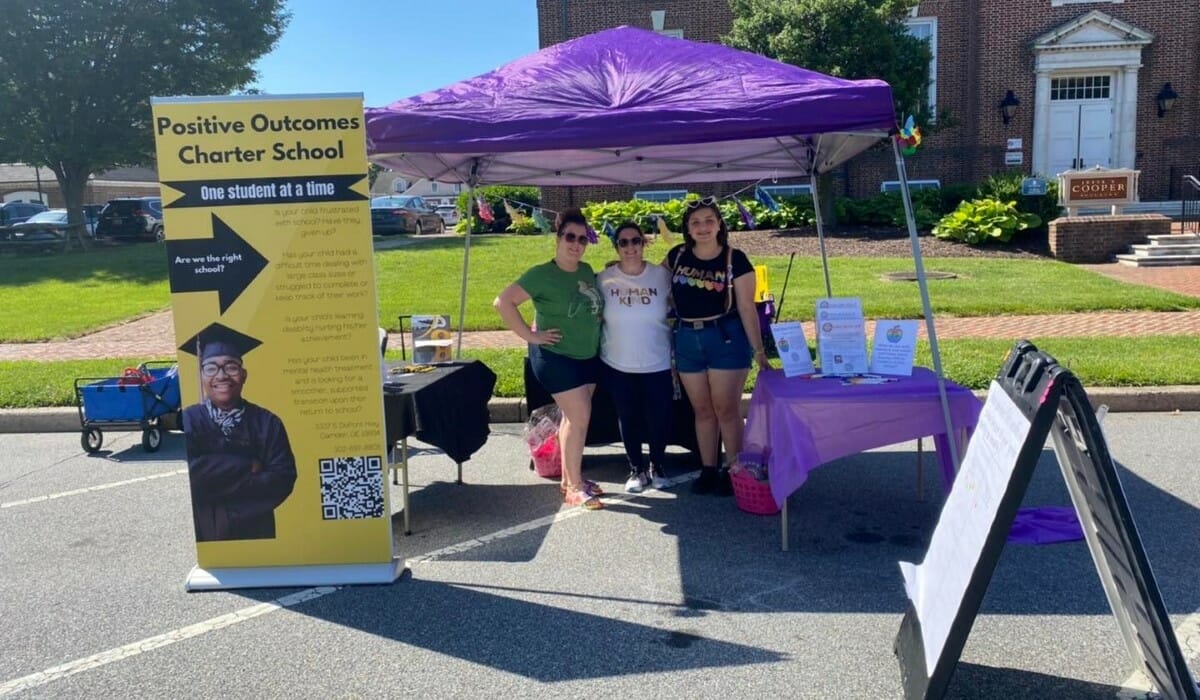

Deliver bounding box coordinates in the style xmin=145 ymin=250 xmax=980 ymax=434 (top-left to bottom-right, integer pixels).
xmin=529 ymin=344 xmax=600 ymax=394
xmin=673 ymin=313 xmax=752 ymax=373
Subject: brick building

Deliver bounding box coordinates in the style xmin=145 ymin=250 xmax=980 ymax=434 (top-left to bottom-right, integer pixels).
xmin=0 ymin=164 xmax=159 ymax=206
xmin=535 ymin=0 xmax=1198 ymax=210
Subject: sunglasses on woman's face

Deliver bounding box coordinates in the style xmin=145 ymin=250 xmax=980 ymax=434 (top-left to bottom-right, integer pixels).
xmin=617 ymin=236 xmax=643 ymax=248
xmin=559 ymin=232 xmax=589 ymax=245
xmin=685 ymin=196 xmax=719 ymax=209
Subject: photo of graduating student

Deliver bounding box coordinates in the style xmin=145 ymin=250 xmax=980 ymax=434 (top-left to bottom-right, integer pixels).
xmin=179 ymin=323 xmax=297 ymax=542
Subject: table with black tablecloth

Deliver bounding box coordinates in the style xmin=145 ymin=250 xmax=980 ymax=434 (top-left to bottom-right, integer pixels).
xmin=382 ymin=360 xmax=497 ymax=534
xmin=523 ymin=358 xmax=699 ymax=460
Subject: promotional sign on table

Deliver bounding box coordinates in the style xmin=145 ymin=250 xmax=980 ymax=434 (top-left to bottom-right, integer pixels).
xmin=815 ymin=297 xmax=868 ymax=374
xmin=150 ymin=93 xmax=400 ymax=590
xmin=769 ymin=322 xmax=815 ymax=377
xmin=869 ymin=320 xmax=919 ymax=376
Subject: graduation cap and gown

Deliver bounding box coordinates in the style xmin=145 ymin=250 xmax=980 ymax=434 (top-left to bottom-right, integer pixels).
xmin=180 ymin=323 xmax=297 ymax=543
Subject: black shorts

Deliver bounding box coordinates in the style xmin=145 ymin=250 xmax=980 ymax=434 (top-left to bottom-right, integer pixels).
xmin=529 ymin=344 xmax=599 ymax=394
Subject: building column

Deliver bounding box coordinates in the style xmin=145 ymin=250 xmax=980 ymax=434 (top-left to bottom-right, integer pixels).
xmin=1031 ymin=69 xmax=1053 ymax=177
xmin=1116 ymin=64 xmax=1140 ymax=170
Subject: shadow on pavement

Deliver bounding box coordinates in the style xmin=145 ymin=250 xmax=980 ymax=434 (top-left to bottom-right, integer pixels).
xmin=946 ymin=662 xmax=1124 ymax=699
xmin=286 ymin=576 xmax=786 ymax=682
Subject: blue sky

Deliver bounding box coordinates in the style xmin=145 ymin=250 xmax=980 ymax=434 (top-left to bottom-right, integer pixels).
xmin=251 ymin=0 xmax=540 ymax=108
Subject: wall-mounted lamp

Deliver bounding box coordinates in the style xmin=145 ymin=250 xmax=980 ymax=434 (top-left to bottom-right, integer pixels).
xmin=1156 ymin=82 xmax=1178 ymax=118
xmin=999 ymin=90 xmax=1020 ymax=125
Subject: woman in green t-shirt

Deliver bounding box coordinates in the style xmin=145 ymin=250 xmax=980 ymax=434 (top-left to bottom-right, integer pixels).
xmin=494 ymin=208 xmax=605 ymax=510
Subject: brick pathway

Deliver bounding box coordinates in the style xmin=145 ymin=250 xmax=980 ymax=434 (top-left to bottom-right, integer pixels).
xmin=1 ymin=265 xmax=1196 ymax=361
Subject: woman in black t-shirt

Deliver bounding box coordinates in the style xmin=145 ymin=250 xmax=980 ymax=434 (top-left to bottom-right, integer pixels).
xmin=663 ymin=197 xmax=771 ymax=496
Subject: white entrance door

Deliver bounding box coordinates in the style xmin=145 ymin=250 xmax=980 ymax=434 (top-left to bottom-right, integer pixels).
xmin=1044 ymin=75 xmax=1115 ymax=177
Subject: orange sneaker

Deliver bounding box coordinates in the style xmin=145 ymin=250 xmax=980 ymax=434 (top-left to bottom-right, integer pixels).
xmin=564 ymin=488 xmax=604 ymax=510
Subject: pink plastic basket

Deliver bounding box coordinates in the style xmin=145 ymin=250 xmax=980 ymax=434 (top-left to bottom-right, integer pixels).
xmin=731 ymin=469 xmax=780 ymax=515
xmin=531 ymin=434 xmax=562 ymax=479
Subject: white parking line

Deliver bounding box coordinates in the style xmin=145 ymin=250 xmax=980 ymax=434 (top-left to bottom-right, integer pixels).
xmin=1115 ymin=609 xmax=1200 ymax=699
xmin=0 ymin=475 xmax=693 ymax=696
xmin=0 ymin=470 xmax=187 ymax=509
xmin=0 ymin=587 xmax=337 ymax=697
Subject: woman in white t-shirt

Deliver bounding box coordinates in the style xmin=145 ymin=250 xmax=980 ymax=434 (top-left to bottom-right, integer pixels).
xmin=597 ymin=222 xmax=674 ymax=493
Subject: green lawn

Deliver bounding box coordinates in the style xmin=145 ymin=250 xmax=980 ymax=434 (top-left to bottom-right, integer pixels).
xmin=0 ymin=244 xmax=171 ymax=341
xmin=5 ymin=336 xmax=1197 ymax=408
xmin=2 ymin=236 xmax=1198 ymax=342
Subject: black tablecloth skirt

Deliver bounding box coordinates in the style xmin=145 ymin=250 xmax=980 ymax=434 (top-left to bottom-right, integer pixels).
xmin=383 ymin=360 xmax=497 ymax=463
xmin=523 ymin=357 xmax=698 ymax=455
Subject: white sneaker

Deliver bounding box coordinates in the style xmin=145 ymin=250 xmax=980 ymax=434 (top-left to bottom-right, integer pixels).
xmin=648 ymin=466 xmax=671 ymax=490
xmin=625 ymin=470 xmax=649 ymax=493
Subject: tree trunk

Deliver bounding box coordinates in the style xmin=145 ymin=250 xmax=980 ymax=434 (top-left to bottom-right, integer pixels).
xmin=54 ymin=165 xmax=91 ymax=253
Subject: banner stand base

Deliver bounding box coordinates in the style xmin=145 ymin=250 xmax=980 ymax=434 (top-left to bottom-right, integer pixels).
xmin=185 ymin=557 xmax=406 ymax=591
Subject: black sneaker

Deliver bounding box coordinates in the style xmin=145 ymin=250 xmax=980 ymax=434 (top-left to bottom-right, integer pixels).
xmin=713 ymin=467 xmax=734 ymax=497
xmin=691 ymin=467 xmax=718 ymax=495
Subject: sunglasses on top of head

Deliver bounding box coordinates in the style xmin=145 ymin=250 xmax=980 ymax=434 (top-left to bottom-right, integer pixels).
xmin=559 ymin=231 xmax=589 ymax=245
xmin=616 ymin=236 xmax=643 ymax=248
xmin=685 ymin=196 xmax=719 ymax=209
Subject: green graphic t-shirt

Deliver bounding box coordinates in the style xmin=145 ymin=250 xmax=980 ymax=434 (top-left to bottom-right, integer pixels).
xmin=517 ymin=260 xmax=604 ymax=359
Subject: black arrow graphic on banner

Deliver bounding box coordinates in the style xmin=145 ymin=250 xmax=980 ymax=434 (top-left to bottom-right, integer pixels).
xmin=161 ymin=174 xmax=366 ymax=208
xmin=166 ymin=214 xmax=268 ymax=313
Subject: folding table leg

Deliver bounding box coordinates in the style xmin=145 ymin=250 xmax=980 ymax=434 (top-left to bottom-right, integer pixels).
xmin=916 ymin=437 xmax=925 ymax=502
xmin=401 ymin=438 xmax=411 ymax=536
xmin=456 ymin=462 xmax=463 ymax=485
xmin=781 ymin=499 xmax=789 ymax=552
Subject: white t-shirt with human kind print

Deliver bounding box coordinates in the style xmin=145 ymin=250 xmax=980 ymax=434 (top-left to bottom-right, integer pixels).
xmin=597 ymin=263 xmax=672 ymax=373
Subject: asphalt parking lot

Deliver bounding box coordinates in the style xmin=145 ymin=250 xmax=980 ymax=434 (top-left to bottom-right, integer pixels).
xmin=1 ymin=413 xmax=1198 ymax=698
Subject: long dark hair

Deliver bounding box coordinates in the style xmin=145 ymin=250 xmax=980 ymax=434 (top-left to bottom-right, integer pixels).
xmin=555 ymin=207 xmax=588 ymax=235
xmin=682 ymin=200 xmax=729 ymax=249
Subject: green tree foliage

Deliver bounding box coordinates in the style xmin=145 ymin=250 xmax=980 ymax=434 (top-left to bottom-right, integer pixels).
xmin=0 ymin=1 xmax=289 ymax=250
xmin=724 ymin=0 xmax=933 ymax=124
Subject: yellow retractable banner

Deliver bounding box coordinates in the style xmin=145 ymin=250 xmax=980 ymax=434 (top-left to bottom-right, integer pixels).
xmin=150 ymin=94 xmax=400 ymax=590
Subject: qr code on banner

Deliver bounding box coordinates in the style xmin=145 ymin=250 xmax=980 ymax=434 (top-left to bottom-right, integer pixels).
xmin=319 ymin=455 xmax=385 ymax=520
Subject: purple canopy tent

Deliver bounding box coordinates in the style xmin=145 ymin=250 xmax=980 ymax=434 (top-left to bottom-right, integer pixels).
xmin=365 ymin=26 xmax=959 ymax=469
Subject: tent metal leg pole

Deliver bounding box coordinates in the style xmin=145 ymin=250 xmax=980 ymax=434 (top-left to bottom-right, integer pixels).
xmin=456 ymin=176 xmax=477 ymax=359
xmin=892 ymin=139 xmax=961 ymax=472
xmin=810 ymin=174 xmax=832 ymax=297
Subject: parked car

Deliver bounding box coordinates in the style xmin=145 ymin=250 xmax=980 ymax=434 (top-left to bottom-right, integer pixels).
xmin=82 ymin=204 xmax=104 ymax=236
xmin=0 ymin=201 xmax=49 ymax=227
xmin=435 ymin=205 xmax=460 ymax=227
xmin=95 ymin=197 xmax=164 ymax=242
xmin=370 ymin=196 xmax=445 ymax=235
xmin=2 ymin=209 xmax=78 ymax=251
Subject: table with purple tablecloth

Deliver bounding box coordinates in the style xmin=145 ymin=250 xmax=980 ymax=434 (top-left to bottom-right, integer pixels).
xmin=743 ymin=367 xmax=983 ymax=509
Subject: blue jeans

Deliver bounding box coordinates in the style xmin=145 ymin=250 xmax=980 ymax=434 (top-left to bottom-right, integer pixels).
xmin=604 ymin=365 xmax=673 ymax=472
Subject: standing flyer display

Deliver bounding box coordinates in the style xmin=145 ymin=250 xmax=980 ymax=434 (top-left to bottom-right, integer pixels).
xmin=869 ymin=320 xmax=919 ymax=376
xmin=150 ymin=94 xmax=401 ymax=590
xmin=815 ymin=297 xmax=868 ymax=374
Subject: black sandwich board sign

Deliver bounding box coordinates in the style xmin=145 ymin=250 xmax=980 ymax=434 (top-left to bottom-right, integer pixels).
xmin=895 ymin=341 xmax=1198 ymax=699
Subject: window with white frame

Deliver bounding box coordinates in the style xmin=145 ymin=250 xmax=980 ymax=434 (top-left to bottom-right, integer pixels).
xmin=657 ymin=29 xmax=683 ymax=39
xmin=760 ymin=184 xmax=812 ymax=198
xmin=880 ymin=180 xmax=941 ymax=193
xmin=904 ymin=16 xmax=938 ymax=116
xmin=633 ymin=189 xmax=687 ymax=202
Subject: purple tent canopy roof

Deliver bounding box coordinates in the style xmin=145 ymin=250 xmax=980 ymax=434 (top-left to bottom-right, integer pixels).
xmin=365 ymin=26 xmax=897 ymax=185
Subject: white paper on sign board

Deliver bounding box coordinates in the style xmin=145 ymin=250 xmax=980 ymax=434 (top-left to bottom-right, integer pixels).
xmin=1005 ymin=151 xmax=1024 ymax=165
xmin=815 ymin=298 xmax=868 ymax=375
xmin=1006 ymin=138 xmax=1023 ymax=150
xmin=899 ymin=382 xmax=1031 ymax=667
xmin=869 ymin=320 xmax=918 ymax=375
xmin=770 ymin=322 xmax=816 ymax=377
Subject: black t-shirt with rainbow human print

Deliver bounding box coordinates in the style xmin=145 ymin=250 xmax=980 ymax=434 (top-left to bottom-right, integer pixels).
xmin=667 ymin=244 xmax=753 ymax=320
